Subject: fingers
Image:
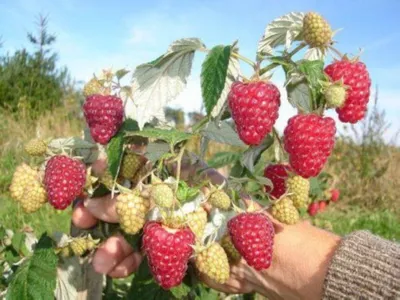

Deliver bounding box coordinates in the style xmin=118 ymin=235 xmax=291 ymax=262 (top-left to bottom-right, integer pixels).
xmin=108 ymin=252 xmax=143 ymax=278
xmin=71 ymin=201 xmax=98 ymax=229
xmin=92 ymin=234 xmax=137 ymax=275
xmin=91 ymin=158 xmax=108 ymax=177
xmin=83 ymin=194 xmax=119 ymax=223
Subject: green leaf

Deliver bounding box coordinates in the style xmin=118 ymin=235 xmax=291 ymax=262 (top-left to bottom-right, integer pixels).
xmin=144 ymin=142 xmax=170 ymax=163
xmin=176 ymin=181 xmax=199 ymax=203
xmin=201 ymin=121 xmax=246 ymax=147
xmin=107 ymin=132 xmax=124 ymax=178
xmin=131 ymin=38 xmax=205 ymax=129
xmin=7 ymin=234 xmax=58 ymax=300
xmin=170 ymin=282 xmax=191 ymax=299
xmin=126 ymin=127 xmax=192 ymax=146
xmin=128 ymin=280 xmax=170 ymax=300
xmin=122 ymin=118 xmax=140 ymax=131
xmin=128 ymin=259 xmax=170 ymax=300
xmin=201 ymin=45 xmax=232 ymax=115
xmin=298 ymin=59 xmax=325 ymax=107
xmin=207 ymin=151 xmax=241 ymax=169
xmin=241 ymin=135 xmax=274 ymax=172
xmin=268 ymin=56 xmax=293 ymax=68
xmin=135 ymin=258 xmax=153 ymax=282
xmin=11 ymin=232 xmax=30 ymax=257
xmin=210 ymin=45 xmax=241 ymax=118
xmin=257 ymin=12 xmax=305 ymax=56
xmin=115 ymin=68 xmax=130 ymax=80
xmin=286 ymin=76 xmax=313 ymax=113
xmin=193 ymin=284 xmax=219 ymax=300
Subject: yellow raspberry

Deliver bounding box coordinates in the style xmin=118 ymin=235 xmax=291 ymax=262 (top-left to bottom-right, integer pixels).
xmin=70 ymin=237 xmax=88 ymax=256
xmin=116 ymin=193 xmax=150 ymax=234
xmin=208 ymin=190 xmax=231 ymax=210
xmin=120 ymin=152 xmax=142 ymax=180
xmin=83 ymin=78 xmax=104 ymax=97
xmin=24 ymin=138 xmax=47 ymax=156
xmin=221 ymin=235 xmax=241 ymax=262
xmin=59 ymin=245 xmax=72 ymax=258
xmin=100 ymin=170 xmax=115 ymax=190
xmin=271 ymin=197 xmax=300 ymax=225
xmin=20 ymin=183 xmax=47 ymax=213
xmin=303 ymin=12 xmax=332 ymax=48
xmin=195 ymin=243 xmax=230 ymax=284
xmin=151 ymin=183 xmax=174 ymax=209
xmin=10 ymin=164 xmax=47 ymax=213
xmin=286 ymin=175 xmax=310 ymax=210
xmin=187 ymin=207 xmax=207 ymax=240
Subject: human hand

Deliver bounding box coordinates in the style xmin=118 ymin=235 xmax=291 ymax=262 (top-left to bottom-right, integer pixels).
xmin=72 ymin=158 xmax=341 ymax=300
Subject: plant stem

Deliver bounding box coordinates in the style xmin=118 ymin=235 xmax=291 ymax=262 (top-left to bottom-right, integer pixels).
xmin=273 ymin=127 xmax=285 ymax=159
xmin=174 ymin=145 xmax=186 ymax=192
xmin=231 ymin=52 xmax=256 ymax=68
xmin=259 ymin=42 xmax=307 ymax=76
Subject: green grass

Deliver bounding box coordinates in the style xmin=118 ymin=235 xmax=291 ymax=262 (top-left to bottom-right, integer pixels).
xmin=0 ymin=194 xmax=71 ymax=235
xmin=314 ymin=206 xmax=400 ymax=241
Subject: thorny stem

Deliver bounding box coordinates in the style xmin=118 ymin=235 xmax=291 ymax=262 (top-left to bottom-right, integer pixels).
xmin=259 ymin=42 xmax=307 ymax=76
xmin=231 ymin=52 xmax=257 ymax=69
xmin=174 ymin=145 xmax=186 ymax=192
xmin=328 ymin=46 xmax=344 ymax=60
xmin=273 ymin=127 xmax=285 ymax=160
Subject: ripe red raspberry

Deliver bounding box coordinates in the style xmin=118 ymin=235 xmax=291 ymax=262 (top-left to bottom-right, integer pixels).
xmin=318 ymin=200 xmax=328 ymax=212
xmin=83 ymin=94 xmax=124 ymax=144
xmin=228 ymin=213 xmax=274 ymax=270
xmin=324 ymin=59 xmax=371 ymax=123
xmin=284 ymin=114 xmax=336 ymax=178
xmin=142 ymin=222 xmax=195 ymax=289
xmin=330 ymin=188 xmax=340 ymax=202
xmin=264 ymin=164 xmax=290 ymax=199
xmin=307 ymin=202 xmax=319 ymax=216
xmin=44 ymin=155 xmax=86 ymax=210
xmin=228 ymin=81 xmax=280 ymax=145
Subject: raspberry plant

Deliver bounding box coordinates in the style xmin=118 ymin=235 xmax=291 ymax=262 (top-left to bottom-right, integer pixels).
xmin=4 ymin=11 xmax=371 ymax=299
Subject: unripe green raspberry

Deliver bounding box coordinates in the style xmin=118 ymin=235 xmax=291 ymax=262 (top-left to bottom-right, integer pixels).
xmin=271 ymin=197 xmax=300 ymax=225
xmin=24 ymin=138 xmax=47 ymax=156
xmin=116 ymin=193 xmax=150 ymax=234
xmin=120 ymin=152 xmax=142 ymax=180
xmin=303 ymin=12 xmax=332 ymax=48
xmin=325 ymin=83 xmax=347 ymax=108
xmin=187 ymin=207 xmax=207 ymax=240
xmin=209 ymin=190 xmax=231 ymax=210
xmin=151 ymin=183 xmax=174 ymax=208
xmin=195 ymin=242 xmax=230 ymax=284
xmin=221 ymin=235 xmax=241 ymax=262
xmin=286 ymin=175 xmax=310 ymax=210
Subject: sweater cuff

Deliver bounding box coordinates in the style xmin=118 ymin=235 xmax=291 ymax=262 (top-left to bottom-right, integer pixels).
xmin=323 ymin=230 xmax=400 ymax=299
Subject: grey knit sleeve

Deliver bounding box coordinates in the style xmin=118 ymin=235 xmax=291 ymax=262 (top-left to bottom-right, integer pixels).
xmin=323 ymin=231 xmax=400 ymax=299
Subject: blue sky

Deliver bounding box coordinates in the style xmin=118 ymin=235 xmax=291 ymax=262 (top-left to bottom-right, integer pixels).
xmin=1 ymin=0 xmax=399 ymax=142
